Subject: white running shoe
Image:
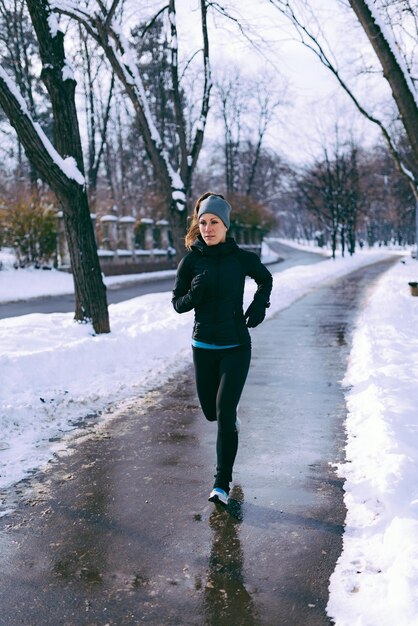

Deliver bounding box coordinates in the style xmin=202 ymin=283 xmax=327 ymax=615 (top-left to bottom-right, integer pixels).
xmin=208 ymin=487 xmax=229 ymax=506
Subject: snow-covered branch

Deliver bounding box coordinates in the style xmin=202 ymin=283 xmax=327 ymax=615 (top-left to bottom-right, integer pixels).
xmin=187 ymin=0 xmax=212 ymax=179
xmin=49 ymin=0 xmax=216 ymax=257
xmin=52 ymin=0 xmax=189 ymax=202
xmin=167 ymin=0 xmax=187 ymax=182
xmin=0 ymin=65 xmax=84 ymax=188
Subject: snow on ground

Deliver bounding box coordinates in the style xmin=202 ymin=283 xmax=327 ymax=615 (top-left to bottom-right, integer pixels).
xmin=0 ymin=262 xmax=176 ymax=303
xmin=1 ymin=241 xmax=418 ymax=624
xmin=327 ymin=254 xmax=418 ymax=626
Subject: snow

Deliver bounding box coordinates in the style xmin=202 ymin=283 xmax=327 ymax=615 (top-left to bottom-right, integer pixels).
xmin=168 ymin=8 xmax=176 ymax=27
xmin=196 ymin=119 xmax=205 ymax=132
xmin=52 ymin=154 xmax=84 ymax=184
xmin=100 ymin=214 xmax=118 ymax=221
xmin=47 ymin=13 xmax=60 ymax=39
xmin=0 ymin=66 xmax=30 ymax=116
xmin=0 ymin=67 xmax=85 ymax=186
xmin=327 ymin=254 xmax=418 ymax=626
xmin=172 ymin=190 xmax=186 ymax=202
xmin=170 ymin=34 xmax=178 ymax=51
xmin=1 ymin=241 xmax=418 ymax=623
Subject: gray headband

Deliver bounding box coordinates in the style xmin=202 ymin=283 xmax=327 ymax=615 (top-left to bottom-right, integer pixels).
xmin=197 ymin=195 xmax=231 ymax=229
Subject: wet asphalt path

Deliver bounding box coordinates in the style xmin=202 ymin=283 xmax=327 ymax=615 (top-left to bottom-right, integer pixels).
xmin=0 ymin=252 xmax=399 ymax=626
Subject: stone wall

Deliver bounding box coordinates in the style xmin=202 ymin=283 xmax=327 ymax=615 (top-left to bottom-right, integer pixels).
xmin=57 ymin=213 xmax=262 ymax=275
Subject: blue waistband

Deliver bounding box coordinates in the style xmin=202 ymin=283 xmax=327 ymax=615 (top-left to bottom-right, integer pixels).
xmin=192 ymin=339 xmax=241 ymax=350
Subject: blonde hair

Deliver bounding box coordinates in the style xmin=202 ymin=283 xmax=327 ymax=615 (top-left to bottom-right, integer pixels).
xmin=185 ymin=191 xmax=227 ymax=249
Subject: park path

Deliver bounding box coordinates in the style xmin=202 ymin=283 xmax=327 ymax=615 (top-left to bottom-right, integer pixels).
xmin=0 ymin=254 xmax=398 ymax=626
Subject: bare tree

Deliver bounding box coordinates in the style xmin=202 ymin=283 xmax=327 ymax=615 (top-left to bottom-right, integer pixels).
xmin=359 ymin=143 xmax=415 ymax=246
xmin=215 ymin=68 xmax=285 ymax=197
xmin=297 ymin=137 xmax=362 ymax=258
xmin=216 ymin=71 xmax=245 ymax=194
xmin=269 ymin=0 xmax=418 ymax=242
xmin=0 ymin=0 xmax=109 ymax=333
xmin=246 ymin=76 xmax=284 ymax=197
xmin=51 ymin=0 xmax=213 ymax=258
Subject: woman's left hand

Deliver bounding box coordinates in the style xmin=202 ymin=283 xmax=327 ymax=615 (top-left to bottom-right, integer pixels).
xmin=244 ymin=299 xmax=267 ymax=327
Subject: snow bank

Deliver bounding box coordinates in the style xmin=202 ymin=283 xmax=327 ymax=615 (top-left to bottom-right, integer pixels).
xmin=327 ymin=256 xmax=418 ymax=626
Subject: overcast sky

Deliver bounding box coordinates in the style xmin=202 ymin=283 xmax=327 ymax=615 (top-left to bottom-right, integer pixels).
xmin=168 ymin=0 xmax=385 ymax=164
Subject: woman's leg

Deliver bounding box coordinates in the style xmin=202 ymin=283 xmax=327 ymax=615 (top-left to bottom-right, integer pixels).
xmin=214 ymin=345 xmax=251 ymax=492
xmin=192 ymin=347 xmax=219 ymax=422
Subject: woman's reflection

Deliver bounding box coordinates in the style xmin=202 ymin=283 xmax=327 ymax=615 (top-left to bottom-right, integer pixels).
xmin=204 ymin=485 xmax=257 ymax=626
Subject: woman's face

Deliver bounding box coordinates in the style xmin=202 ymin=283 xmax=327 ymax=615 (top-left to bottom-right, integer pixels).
xmin=198 ymin=212 xmax=227 ymax=246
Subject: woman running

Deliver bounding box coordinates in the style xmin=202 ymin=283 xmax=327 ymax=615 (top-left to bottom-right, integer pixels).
xmin=172 ymin=192 xmax=273 ymax=505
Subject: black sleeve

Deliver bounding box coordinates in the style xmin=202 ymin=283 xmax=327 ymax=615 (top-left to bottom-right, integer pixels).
xmin=246 ymin=252 xmax=273 ymax=305
xmin=171 ymin=254 xmax=195 ymax=313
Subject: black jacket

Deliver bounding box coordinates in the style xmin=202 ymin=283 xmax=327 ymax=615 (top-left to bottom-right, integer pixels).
xmin=172 ymin=237 xmax=273 ymax=345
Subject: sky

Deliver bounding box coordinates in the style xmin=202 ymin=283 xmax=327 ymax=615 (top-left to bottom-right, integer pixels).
xmin=1 ymin=239 xmax=418 ymax=624
xmin=172 ymin=0 xmax=386 ymax=163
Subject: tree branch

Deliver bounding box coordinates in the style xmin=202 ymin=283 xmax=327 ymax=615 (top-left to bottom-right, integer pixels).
xmin=140 ymin=5 xmax=169 ymax=40
xmin=270 ymin=0 xmax=417 ymax=198
xmin=187 ymin=0 xmax=212 ymax=183
xmin=168 ymin=0 xmax=188 ymax=182
xmin=0 ymin=66 xmax=83 ymax=192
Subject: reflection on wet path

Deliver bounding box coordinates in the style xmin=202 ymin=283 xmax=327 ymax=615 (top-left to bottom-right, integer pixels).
xmin=204 ymin=485 xmax=257 ymax=626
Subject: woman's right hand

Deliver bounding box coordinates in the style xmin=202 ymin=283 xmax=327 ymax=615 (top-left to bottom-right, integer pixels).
xmin=190 ymin=271 xmax=209 ymax=303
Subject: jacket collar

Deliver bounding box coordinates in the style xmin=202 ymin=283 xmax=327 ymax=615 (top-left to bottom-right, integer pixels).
xmin=191 ymin=236 xmax=238 ymax=257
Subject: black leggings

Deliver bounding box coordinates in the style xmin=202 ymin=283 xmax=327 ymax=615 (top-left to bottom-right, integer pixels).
xmin=192 ymin=344 xmax=251 ymax=491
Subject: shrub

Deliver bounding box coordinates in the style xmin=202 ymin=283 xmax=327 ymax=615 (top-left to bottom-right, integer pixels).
xmin=227 ymin=193 xmax=277 ymax=233
xmin=3 ymin=201 xmax=57 ymax=267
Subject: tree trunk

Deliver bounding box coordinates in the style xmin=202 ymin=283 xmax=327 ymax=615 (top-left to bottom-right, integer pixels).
xmin=348 ymin=227 xmax=356 ymax=255
xmin=331 ymin=231 xmax=337 ymax=259
xmin=348 ymin=0 xmax=418 ymax=179
xmin=26 ymin=0 xmax=109 ymax=332
xmin=59 ymin=186 xmax=109 ymax=332
xmin=169 ymin=194 xmax=187 ymax=258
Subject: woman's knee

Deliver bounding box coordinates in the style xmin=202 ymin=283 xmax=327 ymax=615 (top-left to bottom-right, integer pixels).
xmin=217 ymin=409 xmax=237 ymax=432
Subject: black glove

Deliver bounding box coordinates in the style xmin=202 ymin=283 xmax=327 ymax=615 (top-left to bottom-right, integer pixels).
xmin=190 ymin=271 xmax=209 ymax=304
xmin=245 ymin=298 xmax=268 ymax=328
